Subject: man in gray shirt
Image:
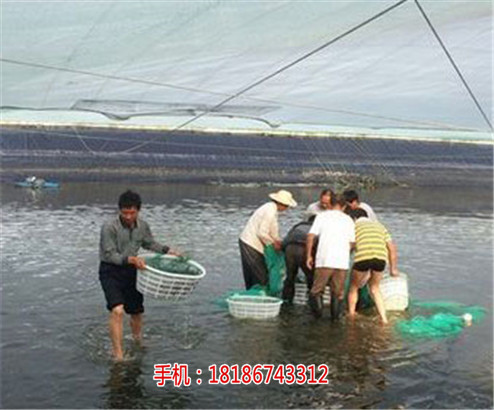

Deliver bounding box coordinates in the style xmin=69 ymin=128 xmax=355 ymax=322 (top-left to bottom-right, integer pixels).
xmin=99 ymin=190 xmax=178 ymax=361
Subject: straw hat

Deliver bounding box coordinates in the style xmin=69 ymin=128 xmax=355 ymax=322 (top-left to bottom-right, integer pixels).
xmin=269 ymin=190 xmax=297 ymax=207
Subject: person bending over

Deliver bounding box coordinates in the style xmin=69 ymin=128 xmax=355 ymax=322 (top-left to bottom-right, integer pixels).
xmin=281 ymin=215 xmax=316 ymax=303
xmin=306 ymin=194 xmax=355 ymax=320
xmin=239 ymin=190 xmax=297 ymax=289
xmin=347 ymin=208 xmax=398 ymax=324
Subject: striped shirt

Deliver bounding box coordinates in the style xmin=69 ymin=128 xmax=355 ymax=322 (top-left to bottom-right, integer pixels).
xmin=353 ymin=217 xmax=391 ymax=263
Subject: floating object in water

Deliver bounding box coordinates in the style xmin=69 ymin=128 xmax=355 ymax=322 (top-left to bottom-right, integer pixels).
xmin=462 ymin=313 xmax=473 ymax=326
xmin=137 ymin=254 xmax=206 ymax=300
xmin=227 ymin=295 xmax=283 ymax=320
xmin=379 ymin=272 xmax=409 ymax=311
xmin=396 ymin=301 xmax=486 ymax=339
xmin=15 ymin=176 xmax=60 ymax=189
xmin=396 ymin=313 xmax=464 ymax=338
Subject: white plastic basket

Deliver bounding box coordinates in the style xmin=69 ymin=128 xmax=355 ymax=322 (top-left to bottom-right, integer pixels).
xmin=379 ymin=272 xmax=409 ymax=311
xmin=227 ymin=295 xmax=283 ymax=319
xmin=137 ymin=254 xmax=206 ymax=300
xmin=293 ymin=283 xmax=331 ymax=306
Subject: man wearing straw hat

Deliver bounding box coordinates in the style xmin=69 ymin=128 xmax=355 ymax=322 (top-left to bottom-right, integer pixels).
xmin=239 ymin=190 xmax=297 ymax=290
xmin=99 ymin=190 xmax=179 ymax=361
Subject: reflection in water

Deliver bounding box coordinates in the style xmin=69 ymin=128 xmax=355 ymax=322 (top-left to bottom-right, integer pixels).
xmin=103 ymin=348 xmax=193 ymax=409
xmin=343 ymin=319 xmax=391 ymax=407
xmin=80 ymin=322 xmax=113 ymax=365
xmin=162 ymin=312 xmax=208 ymax=351
xmin=275 ymin=311 xmax=396 ymax=409
xmin=103 ymin=360 xmax=146 ymax=409
xmin=227 ymin=319 xmax=286 ymax=371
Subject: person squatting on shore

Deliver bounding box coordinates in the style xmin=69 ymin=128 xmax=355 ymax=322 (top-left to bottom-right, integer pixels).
xmin=99 ymin=190 xmax=179 ymax=361
xmin=346 ymin=208 xmax=399 ymax=324
xmin=306 ymin=194 xmax=355 ymax=320
xmin=239 ymin=190 xmax=297 ymax=290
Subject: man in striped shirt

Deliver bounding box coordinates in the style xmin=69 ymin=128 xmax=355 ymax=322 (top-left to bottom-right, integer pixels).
xmin=347 ymin=208 xmax=398 ymax=324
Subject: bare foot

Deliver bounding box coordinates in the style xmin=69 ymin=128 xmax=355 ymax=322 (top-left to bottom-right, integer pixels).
xmin=112 ymin=352 xmax=136 ymax=363
xmin=112 ymin=353 xmax=124 ymax=362
xmin=132 ymin=336 xmax=146 ymax=350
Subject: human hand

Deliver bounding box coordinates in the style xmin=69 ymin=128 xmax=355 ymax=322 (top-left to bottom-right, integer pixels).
xmin=128 ymin=256 xmax=146 ymax=270
xmin=306 ymin=255 xmax=314 ymax=270
xmin=273 ymin=240 xmax=282 ymax=252
xmin=167 ymin=249 xmax=182 ymax=256
xmin=390 ymin=267 xmax=399 ymax=277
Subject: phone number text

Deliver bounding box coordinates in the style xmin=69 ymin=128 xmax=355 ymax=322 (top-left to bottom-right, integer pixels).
xmin=153 ymin=363 xmax=329 ymax=387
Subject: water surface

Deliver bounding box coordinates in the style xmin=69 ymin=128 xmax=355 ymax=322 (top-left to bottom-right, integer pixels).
xmin=1 ymin=183 xmax=492 ymax=408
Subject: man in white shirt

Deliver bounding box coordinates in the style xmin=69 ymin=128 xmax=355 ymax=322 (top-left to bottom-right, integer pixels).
xmin=305 ymin=188 xmax=333 ymax=220
xmin=239 ymin=190 xmax=297 ymax=289
xmin=343 ymin=189 xmax=378 ymax=221
xmin=306 ymin=194 xmax=355 ymax=320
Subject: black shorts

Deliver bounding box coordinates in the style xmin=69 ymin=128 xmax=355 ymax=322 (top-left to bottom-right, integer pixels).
xmin=353 ymin=258 xmax=386 ymax=273
xmin=99 ymin=261 xmax=144 ymax=314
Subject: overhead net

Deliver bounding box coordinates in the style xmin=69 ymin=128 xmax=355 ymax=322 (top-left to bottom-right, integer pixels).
xmin=1 ymin=1 xmax=492 ymax=186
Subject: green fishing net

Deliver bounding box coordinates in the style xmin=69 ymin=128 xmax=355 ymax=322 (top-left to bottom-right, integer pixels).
xmin=145 ymin=254 xmax=203 ymax=276
xmin=216 ymin=244 xmax=285 ymax=308
xmin=263 ymin=244 xmax=285 ymax=297
xmin=215 ymin=285 xmax=268 ymax=309
xmin=395 ymin=301 xmax=486 ymax=339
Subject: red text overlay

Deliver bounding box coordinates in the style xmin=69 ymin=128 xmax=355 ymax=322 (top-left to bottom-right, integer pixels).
xmin=154 ymin=363 xmax=329 ymax=387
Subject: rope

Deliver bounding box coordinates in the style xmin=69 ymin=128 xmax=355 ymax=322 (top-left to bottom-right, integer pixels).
xmin=172 ymin=0 xmax=410 ymax=131
xmin=413 ymin=0 xmax=493 ymax=131
xmin=0 ymin=57 xmax=225 ymax=97
xmin=121 ymin=0 xmax=410 ymax=153
xmin=2 ymin=0 xmax=486 ymax=135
